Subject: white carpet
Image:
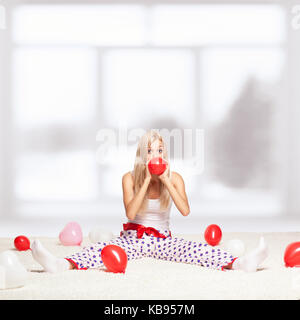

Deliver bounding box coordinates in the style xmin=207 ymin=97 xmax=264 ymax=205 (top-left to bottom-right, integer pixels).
xmin=1 ymin=232 xmax=300 ymax=300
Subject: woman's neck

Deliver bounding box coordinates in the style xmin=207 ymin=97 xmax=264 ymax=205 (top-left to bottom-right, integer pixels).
xmin=150 ymin=174 xmax=160 ymax=183
xmin=149 ymin=179 xmax=160 ymax=187
xmin=148 ymin=178 xmax=160 ymax=197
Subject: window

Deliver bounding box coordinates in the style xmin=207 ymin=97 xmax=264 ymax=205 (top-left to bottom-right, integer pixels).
xmin=8 ymin=2 xmax=286 ymax=217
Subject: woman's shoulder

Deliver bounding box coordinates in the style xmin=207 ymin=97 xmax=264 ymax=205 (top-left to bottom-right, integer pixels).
xmin=122 ymin=171 xmax=134 ymax=183
xmin=170 ymin=170 xmax=182 ymax=179
xmin=170 ymin=171 xmax=184 ymax=185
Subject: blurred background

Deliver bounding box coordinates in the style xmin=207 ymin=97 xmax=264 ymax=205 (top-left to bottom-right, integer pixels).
xmin=0 ymin=0 xmax=300 ymax=237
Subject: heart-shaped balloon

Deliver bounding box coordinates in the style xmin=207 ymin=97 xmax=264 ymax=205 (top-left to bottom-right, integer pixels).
xmin=59 ymin=222 xmax=83 ymax=246
xmin=148 ymin=157 xmax=167 ymax=175
xmin=0 ymin=250 xmax=28 ymax=290
xmin=284 ymin=242 xmax=300 ymax=267
xmin=88 ymin=227 xmax=114 ymax=243
xmin=101 ymin=245 xmax=128 ymax=273
xmin=14 ymin=235 xmax=31 ymax=251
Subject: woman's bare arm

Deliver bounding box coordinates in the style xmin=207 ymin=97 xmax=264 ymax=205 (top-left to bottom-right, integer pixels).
xmin=122 ymin=172 xmax=151 ymax=220
xmin=160 ymin=171 xmax=190 ymax=216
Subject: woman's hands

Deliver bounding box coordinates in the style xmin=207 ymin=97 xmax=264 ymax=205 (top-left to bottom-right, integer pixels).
xmin=144 ymin=158 xmax=170 ymax=183
xmin=158 ymin=161 xmax=170 ymax=183
xmin=144 ymin=159 xmax=152 ymax=181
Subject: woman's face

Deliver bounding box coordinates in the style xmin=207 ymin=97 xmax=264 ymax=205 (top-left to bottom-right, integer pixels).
xmin=147 ymin=139 xmax=164 ymax=162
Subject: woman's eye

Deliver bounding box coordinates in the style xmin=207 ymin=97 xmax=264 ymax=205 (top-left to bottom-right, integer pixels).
xmin=148 ymin=149 xmax=152 ymax=154
xmin=159 ymin=149 xmax=163 ymax=153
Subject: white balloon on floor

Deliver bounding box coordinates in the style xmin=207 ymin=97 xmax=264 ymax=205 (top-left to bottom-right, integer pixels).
xmin=224 ymin=239 xmax=246 ymax=257
xmin=88 ymin=228 xmax=114 ymax=243
xmin=0 ymin=250 xmax=28 ymax=290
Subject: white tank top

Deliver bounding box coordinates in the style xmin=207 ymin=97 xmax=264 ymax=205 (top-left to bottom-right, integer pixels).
xmin=127 ymin=170 xmax=172 ymax=230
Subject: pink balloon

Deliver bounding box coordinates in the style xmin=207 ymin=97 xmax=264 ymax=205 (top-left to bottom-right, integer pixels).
xmin=59 ymin=222 xmax=83 ymax=246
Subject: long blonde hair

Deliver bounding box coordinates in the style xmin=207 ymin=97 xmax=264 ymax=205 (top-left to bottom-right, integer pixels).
xmin=132 ymin=129 xmax=171 ymax=214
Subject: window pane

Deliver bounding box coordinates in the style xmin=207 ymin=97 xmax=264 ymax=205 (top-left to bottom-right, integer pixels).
xmin=13 ymin=5 xmax=146 ymax=45
xmin=101 ymin=49 xmax=195 ymax=128
xmin=152 ymin=4 xmax=285 ymax=45
xmin=15 ymin=151 xmax=99 ymax=201
xmin=200 ymin=48 xmax=284 ymax=193
xmin=200 ymin=48 xmax=285 ymax=126
xmin=99 ymin=144 xmax=138 ymax=198
xmin=13 ymin=47 xmax=97 ymax=128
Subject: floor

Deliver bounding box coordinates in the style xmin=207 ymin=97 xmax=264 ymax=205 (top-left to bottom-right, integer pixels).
xmin=1 ymin=232 xmax=300 ymax=300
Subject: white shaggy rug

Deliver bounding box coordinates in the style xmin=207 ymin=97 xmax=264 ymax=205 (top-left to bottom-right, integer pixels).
xmin=1 ymin=232 xmax=300 ymax=300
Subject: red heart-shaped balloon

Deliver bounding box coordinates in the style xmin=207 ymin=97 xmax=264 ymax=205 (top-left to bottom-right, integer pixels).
xmin=14 ymin=235 xmax=31 ymax=251
xmin=101 ymin=245 xmax=128 ymax=273
xmin=204 ymin=224 xmax=222 ymax=246
xmin=148 ymin=157 xmax=167 ymax=175
xmin=284 ymin=242 xmax=300 ymax=267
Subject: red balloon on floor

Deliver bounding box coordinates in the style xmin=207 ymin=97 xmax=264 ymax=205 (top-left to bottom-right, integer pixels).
xmin=14 ymin=235 xmax=31 ymax=251
xmin=284 ymin=242 xmax=300 ymax=267
xmin=204 ymin=224 xmax=222 ymax=246
xmin=148 ymin=157 xmax=167 ymax=175
xmin=101 ymin=245 xmax=128 ymax=273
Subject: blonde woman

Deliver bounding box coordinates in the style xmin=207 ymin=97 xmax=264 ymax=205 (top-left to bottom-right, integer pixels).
xmin=31 ymin=129 xmax=268 ymax=273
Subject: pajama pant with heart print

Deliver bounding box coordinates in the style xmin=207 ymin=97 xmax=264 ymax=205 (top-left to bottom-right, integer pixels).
xmin=65 ymin=224 xmax=237 ymax=271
